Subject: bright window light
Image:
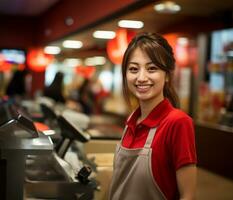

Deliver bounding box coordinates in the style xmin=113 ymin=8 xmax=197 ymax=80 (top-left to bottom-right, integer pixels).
xmin=1 ymin=49 xmax=25 ymax=64
xmin=118 ymin=20 xmax=144 ymax=29
xmin=62 ymin=40 xmax=83 ymax=49
xmin=227 ymin=50 xmax=233 ymax=57
xmin=93 ymin=31 xmax=116 ymax=39
xmin=45 ymin=63 xmax=58 ymax=86
xmin=44 ymin=46 xmax=61 ymax=55
xmin=63 ymin=58 xmax=83 ymax=67
xmin=99 ymin=70 xmax=113 ymax=91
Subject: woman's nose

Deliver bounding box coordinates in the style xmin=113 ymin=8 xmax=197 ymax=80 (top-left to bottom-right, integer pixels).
xmin=137 ymin=69 xmax=148 ymax=81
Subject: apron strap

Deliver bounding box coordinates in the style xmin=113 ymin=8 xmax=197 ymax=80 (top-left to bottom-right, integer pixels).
xmin=120 ymin=125 xmax=128 ymax=144
xmin=144 ymin=127 xmax=157 ymax=148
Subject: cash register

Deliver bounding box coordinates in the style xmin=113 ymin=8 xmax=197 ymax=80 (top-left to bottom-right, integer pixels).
xmin=0 ymin=104 xmax=53 ymax=200
xmin=0 ymin=104 xmax=96 ymax=200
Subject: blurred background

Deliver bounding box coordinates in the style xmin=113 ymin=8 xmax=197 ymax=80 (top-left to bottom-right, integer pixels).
xmin=0 ymin=0 xmax=233 ymax=121
xmin=0 ymin=0 xmax=233 ymax=199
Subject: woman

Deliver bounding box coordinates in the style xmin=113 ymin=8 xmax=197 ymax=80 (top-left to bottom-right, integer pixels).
xmin=109 ymin=33 xmax=197 ymax=200
xmin=44 ymin=72 xmax=66 ymax=103
xmin=6 ymin=69 xmax=29 ymax=98
xmin=77 ymin=79 xmax=95 ymax=114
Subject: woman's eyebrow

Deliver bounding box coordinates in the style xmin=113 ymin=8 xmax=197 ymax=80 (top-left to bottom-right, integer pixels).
xmin=146 ymin=62 xmax=154 ymax=65
xmin=128 ymin=61 xmax=153 ymax=65
xmin=128 ymin=61 xmax=139 ymax=65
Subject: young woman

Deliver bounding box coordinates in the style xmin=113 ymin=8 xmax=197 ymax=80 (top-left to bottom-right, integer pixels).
xmin=109 ymin=33 xmax=197 ymax=200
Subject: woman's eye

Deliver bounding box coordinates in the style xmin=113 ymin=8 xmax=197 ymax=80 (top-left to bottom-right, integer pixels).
xmin=148 ymin=66 xmax=158 ymax=72
xmin=128 ymin=66 xmax=138 ymax=73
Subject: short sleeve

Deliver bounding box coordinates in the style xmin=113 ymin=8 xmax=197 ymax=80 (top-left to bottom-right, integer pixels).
xmin=168 ymin=116 xmax=197 ymax=170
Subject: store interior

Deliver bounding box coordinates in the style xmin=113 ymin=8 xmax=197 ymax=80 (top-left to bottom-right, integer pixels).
xmin=0 ymin=0 xmax=233 ymax=199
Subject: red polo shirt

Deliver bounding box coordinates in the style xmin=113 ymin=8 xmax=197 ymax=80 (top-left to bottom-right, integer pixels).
xmin=122 ymin=98 xmax=197 ymax=200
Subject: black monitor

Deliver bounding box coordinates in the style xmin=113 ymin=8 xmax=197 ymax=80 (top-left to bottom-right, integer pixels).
xmin=57 ymin=115 xmax=90 ymax=143
xmin=0 ymin=104 xmax=38 ymax=137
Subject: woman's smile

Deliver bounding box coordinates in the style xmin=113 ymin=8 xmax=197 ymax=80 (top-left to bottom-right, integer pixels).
xmin=135 ymin=84 xmax=153 ymax=93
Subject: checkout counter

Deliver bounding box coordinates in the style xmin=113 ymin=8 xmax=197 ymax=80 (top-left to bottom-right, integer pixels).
xmin=0 ymin=104 xmax=96 ymax=200
xmin=195 ymin=121 xmax=233 ymax=180
xmin=0 ymin=104 xmax=53 ymax=200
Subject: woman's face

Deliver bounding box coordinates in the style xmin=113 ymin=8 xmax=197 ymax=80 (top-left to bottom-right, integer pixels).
xmin=126 ymin=47 xmax=166 ymax=105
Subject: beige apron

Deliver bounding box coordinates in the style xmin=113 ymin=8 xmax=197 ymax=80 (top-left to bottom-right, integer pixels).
xmin=108 ymin=126 xmax=167 ymax=200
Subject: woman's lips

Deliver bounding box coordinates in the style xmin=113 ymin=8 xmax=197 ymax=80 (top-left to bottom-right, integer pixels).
xmin=135 ymin=84 xmax=152 ymax=93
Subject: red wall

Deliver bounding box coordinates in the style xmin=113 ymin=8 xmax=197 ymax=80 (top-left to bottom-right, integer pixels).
xmin=0 ymin=0 xmax=137 ymax=48
xmin=36 ymin=0 xmax=137 ymax=44
xmin=0 ymin=15 xmax=35 ymax=48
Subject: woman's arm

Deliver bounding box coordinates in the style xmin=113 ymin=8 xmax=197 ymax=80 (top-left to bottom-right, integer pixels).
xmin=176 ymin=164 xmax=197 ymax=200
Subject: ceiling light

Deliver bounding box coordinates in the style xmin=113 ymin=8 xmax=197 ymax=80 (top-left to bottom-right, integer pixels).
xmin=44 ymin=46 xmax=61 ymax=55
xmin=154 ymin=1 xmax=181 ymax=14
xmin=93 ymin=56 xmax=106 ymax=65
xmin=63 ymin=58 xmax=82 ymax=67
xmin=63 ymin=40 xmax=83 ymax=49
xmin=84 ymin=57 xmax=94 ymax=66
xmin=118 ymin=20 xmax=144 ymax=29
xmin=84 ymin=56 xmax=106 ymax=66
xmin=93 ymin=31 xmax=116 ymax=39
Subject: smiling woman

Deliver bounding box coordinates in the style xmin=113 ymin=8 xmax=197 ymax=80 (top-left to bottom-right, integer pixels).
xmin=122 ymin=32 xmax=179 ymax=110
xmin=108 ymin=32 xmax=197 ymax=200
xmin=126 ymin=47 xmax=167 ymax=112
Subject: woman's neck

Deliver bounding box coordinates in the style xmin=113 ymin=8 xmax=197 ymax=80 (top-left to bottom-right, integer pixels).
xmin=138 ymin=96 xmax=164 ymax=124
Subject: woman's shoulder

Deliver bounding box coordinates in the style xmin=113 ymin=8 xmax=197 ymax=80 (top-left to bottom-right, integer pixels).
xmin=161 ymin=109 xmax=195 ymax=140
xmin=166 ymin=108 xmax=193 ymax=124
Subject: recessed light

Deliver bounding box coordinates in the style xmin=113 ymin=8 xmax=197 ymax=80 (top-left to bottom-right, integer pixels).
xmin=44 ymin=46 xmax=61 ymax=55
xmin=154 ymin=1 xmax=181 ymax=14
xmin=84 ymin=56 xmax=106 ymax=66
xmin=93 ymin=31 xmax=116 ymax=39
xmin=65 ymin=16 xmax=74 ymax=26
xmin=63 ymin=58 xmax=82 ymax=67
xmin=118 ymin=20 xmax=144 ymax=29
xmin=63 ymin=40 xmax=83 ymax=49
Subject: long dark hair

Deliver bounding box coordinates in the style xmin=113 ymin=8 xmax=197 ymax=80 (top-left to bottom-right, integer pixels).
xmin=121 ymin=32 xmax=179 ymax=108
xmin=6 ymin=69 xmax=28 ymax=96
xmin=44 ymin=71 xmax=65 ymax=103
